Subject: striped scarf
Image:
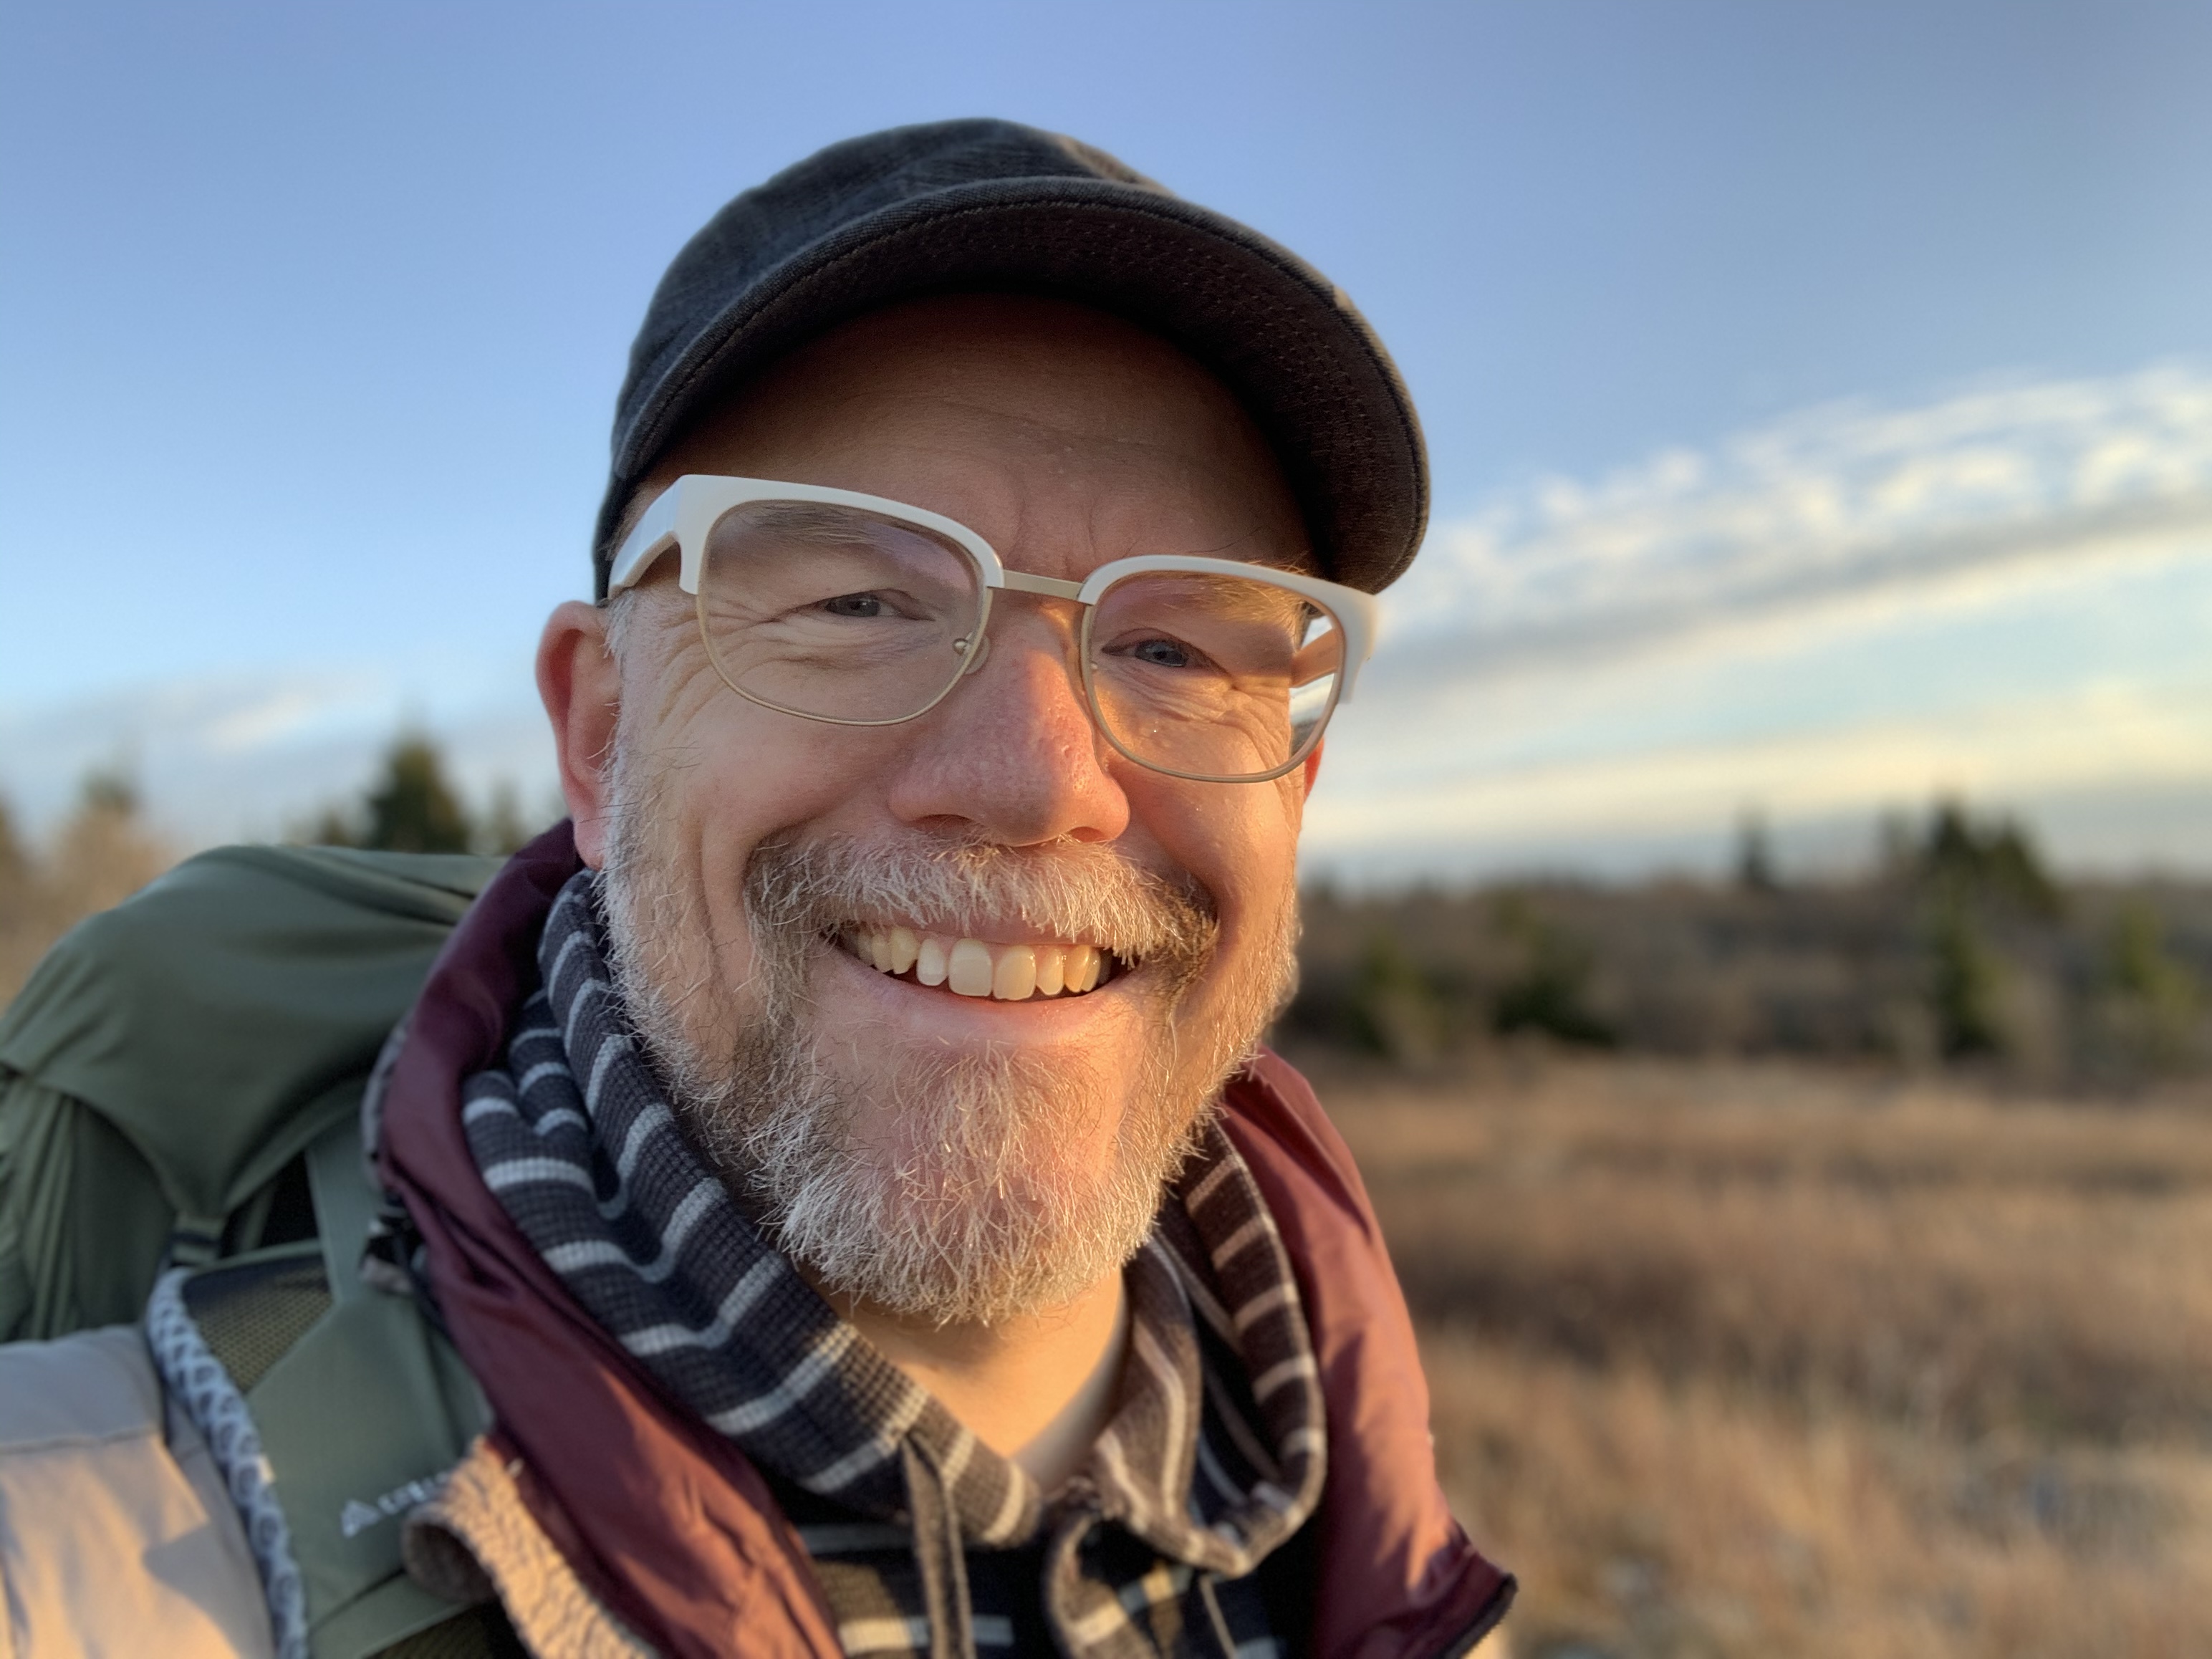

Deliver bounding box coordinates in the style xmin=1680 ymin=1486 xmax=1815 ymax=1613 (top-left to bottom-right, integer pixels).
xmin=460 ymin=872 xmax=1325 ymax=1657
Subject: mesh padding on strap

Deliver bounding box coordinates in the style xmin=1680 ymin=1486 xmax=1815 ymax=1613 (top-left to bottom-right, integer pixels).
xmin=181 ymin=1253 xmax=332 ymax=1391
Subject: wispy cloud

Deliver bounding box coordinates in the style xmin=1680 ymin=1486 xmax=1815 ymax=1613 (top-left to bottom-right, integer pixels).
xmin=1374 ymin=365 xmax=2212 ymax=686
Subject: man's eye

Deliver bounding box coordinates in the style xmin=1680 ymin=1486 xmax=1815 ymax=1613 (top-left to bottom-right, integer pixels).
xmin=1125 ymin=637 xmax=1196 ymax=669
xmin=820 ymin=592 xmax=885 ymax=617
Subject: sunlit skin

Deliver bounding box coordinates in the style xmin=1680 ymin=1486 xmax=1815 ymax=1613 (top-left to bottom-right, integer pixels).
xmin=537 ymin=294 xmax=1321 ymax=1486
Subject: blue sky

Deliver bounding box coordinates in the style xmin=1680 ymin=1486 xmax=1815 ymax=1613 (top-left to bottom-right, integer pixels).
xmin=4 ymin=1 xmax=2210 ymax=876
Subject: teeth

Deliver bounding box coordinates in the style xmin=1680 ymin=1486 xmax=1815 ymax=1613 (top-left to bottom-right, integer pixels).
xmin=993 ymin=946 xmax=1036 ymax=1002
xmin=1034 ymin=946 xmax=1065 ymax=998
xmin=886 ymin=926 xmax=919 ymax=975
xmin=1066 ymin=944 xmax=1100 ymax=994
xmin=947 ymin=939 xmax=994 ymax=997
xmin=844 ymin=926 xmax=1116 ymax=999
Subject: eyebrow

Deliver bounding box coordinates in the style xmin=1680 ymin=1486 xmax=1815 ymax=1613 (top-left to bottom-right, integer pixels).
xmin=721 ymin=501 xmax=941 ymax=549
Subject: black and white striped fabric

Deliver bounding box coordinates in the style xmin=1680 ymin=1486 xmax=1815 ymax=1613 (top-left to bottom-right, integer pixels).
xmin=461 ymin=873 xmax=1326 ymax=1658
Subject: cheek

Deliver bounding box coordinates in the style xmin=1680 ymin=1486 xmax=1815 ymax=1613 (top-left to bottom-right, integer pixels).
xmin=1122 ymin=774 xmax=1302 ymax=958
xmin=639 ymin=687 xmax=915 ymax=911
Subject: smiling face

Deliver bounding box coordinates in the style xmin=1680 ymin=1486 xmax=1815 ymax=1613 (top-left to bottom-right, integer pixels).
xmin=539 ymin=294 xmax=1317 ymax=1324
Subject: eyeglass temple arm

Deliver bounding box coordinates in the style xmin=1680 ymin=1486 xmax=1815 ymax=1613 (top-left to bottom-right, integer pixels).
xmin=605 ymin=489 xmax=686 ymax=597
xmin=1330 ymin=586 xmax=1378 ymax=703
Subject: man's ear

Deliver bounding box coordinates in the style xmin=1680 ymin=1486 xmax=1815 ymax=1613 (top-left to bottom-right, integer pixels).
xmin=1300 ymin=740 xmax=1324 ymax=799
xmin=537 ymin=600 xmax=622 ymax=870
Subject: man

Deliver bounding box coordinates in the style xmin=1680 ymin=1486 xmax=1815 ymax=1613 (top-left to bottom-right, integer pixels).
xmin=0 ymin=120 xmax=1509 ymax=1657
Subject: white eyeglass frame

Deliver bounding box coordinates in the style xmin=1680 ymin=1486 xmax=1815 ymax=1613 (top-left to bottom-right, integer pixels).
xmin=605 ymin=473 xmax=1380 ymax=781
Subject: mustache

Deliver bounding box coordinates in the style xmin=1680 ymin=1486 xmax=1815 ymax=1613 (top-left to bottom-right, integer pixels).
xmin=741 ymin=832 xmax=1219 ymax=975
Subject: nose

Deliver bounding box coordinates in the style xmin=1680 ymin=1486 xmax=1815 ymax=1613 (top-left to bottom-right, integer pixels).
xmin=883 ymin=600 xmax=1131 ymax=845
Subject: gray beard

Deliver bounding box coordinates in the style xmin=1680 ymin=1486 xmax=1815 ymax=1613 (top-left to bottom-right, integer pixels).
xmin=595 ymin=758 xmax=1299 ymax=1326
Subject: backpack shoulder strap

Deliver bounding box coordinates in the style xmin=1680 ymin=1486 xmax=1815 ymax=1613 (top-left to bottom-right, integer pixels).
xmin=155 ymin=1245 xmax=504 ymax=1655
xmin=147 ymin=1094 xmax=512 ymax=1659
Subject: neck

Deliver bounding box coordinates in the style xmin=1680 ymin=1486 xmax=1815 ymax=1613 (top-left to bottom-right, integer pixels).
xmin=820 ymin=1271 xmax=1129 ymax=1491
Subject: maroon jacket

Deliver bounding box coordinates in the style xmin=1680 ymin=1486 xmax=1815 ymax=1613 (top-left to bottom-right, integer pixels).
xmin=380 ymin=825 xmax=1512 ymax=1658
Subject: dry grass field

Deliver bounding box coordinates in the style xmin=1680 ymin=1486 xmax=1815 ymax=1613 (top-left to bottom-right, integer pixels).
xmin=1299 ymin=1049 xmax=2212 ymax=1659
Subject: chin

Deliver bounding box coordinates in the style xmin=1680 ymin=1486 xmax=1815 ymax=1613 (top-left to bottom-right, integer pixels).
xmin=740 ymin=1025 xmax=1195 ymax=1325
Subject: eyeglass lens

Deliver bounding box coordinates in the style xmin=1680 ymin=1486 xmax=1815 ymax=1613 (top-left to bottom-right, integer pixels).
xmin=1085 ymin=572 xmax=1343 ymax=782
xmin=695 ymin=500 xmax=1344 ymax=782
xmin=698 ymin=501 xmax=983 ymax=723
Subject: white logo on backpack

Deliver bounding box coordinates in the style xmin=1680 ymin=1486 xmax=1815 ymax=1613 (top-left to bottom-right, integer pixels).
xmin=339 ymin=1474 xmax=448 ymax=1537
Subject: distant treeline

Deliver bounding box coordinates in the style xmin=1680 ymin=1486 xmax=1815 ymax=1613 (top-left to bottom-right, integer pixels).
xmin=304 ymin=733 xmax=548 ymax=857
xmin=1282 ymin=803 xmax=2211 ymax=1086
xmin=9 ymin=738 xmax=2207 ymax=1087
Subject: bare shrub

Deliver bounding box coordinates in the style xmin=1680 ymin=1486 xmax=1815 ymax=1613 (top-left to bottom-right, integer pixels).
xmin=0 ymin=780 xmax=173 ymax=1008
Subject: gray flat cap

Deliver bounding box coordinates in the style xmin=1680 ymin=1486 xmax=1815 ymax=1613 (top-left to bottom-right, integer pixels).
xmin=595 ymin=118 xmax=1428 ymax=598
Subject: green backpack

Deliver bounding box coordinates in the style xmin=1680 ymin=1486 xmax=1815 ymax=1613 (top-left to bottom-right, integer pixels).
xmin=0 ymin=843 xmax=521 ymax=1658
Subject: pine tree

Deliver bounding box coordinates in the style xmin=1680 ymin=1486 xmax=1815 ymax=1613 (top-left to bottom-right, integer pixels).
xmin=1928 ymin=897 xmax=2006 ymax=1058
xmin=1736 ymin=810 xmax=1779 ymax=894
xmin=358 ymin=734 xmax=474 ymax=854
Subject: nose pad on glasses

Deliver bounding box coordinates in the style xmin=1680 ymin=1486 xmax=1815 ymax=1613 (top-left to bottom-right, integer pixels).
xmin=958 ymin=634 xmax=993 ymax=676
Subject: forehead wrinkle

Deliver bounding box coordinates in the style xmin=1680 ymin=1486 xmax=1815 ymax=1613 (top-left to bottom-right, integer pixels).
xmin=973 ymin=492 xmax=1309 ymax=585
xmin=851 ymin=431 xmax=1293 ymax=572
xmin=886 ymin=388 xmax=1230 ymax=466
